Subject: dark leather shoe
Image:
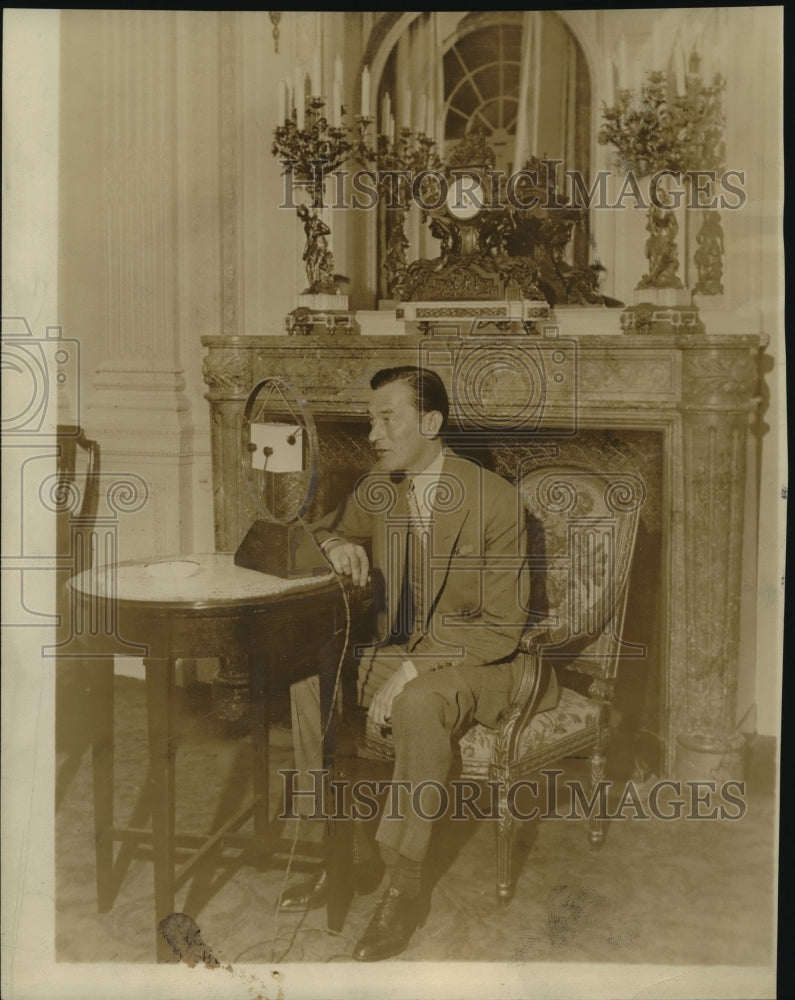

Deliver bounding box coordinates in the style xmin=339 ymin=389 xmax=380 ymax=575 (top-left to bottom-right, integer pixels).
xmin=278 ymin=857 xmax=385 ymax=913
xmin=278 ymin=868 xmax=329 ymax=912
xmin=352 ymin=887 xmax=427 ymax=961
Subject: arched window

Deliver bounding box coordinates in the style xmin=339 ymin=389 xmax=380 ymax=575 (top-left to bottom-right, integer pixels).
xmin=442 ymin=12 xmax=591 ymax=180
xmin=443 ymin=16 xmax=522 ymax=167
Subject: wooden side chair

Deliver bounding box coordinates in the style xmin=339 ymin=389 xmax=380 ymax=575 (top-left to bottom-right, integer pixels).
xmin=55 ymin=425 xmax=101 ymax=804
xmin=55 ymin=424 xmax=101 ymax=571
xmin=361 ymin=464 xmax=644 ymax=903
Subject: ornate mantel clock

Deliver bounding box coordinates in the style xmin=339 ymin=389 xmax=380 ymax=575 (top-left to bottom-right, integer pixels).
xmin=397 ymin=162 xmax=547 ymax=310
xmin=395 ymin=128 xmax=603 ymax=330
xmin=444 ymin=171 xmax=487 ymax=229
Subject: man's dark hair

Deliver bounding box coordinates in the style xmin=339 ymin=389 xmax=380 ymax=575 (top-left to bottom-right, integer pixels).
xmin=370 ymin=366 xmax=450 ymax=433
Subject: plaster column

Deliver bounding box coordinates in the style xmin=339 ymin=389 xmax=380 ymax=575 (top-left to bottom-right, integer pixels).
xmin=75 ymin=11 xmax=216 ymax=561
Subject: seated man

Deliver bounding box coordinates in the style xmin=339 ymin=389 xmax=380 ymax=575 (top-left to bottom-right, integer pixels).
xmin=284 ymin=365 xmax=558 ymax=961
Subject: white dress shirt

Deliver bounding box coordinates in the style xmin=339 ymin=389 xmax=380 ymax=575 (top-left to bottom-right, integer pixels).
xmin=406 ymin=446 xmax=445 ymax=527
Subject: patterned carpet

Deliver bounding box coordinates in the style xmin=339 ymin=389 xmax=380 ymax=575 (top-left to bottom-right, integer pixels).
xmin=55 ymin=677 xmax=777 ymax=969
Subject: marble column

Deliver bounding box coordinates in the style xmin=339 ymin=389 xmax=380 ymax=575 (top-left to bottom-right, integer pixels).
xmin=202 ymin=340 xmax=258 ymax=723
xmin=201 ymin=341 xmax=256 ymax=551
xmin=675 ymin=342 xmax=761 ymax=781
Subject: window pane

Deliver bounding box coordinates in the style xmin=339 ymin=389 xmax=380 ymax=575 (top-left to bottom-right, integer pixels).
xmin=472 ymin=63 xmax=506 ymax=100
xmin=457 ymin=27 xmax=501 ymax=66
xmin=449 ymin=79 xmax=479 ymax=118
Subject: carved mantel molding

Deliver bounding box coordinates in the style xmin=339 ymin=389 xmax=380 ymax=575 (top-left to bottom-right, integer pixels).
xmin=202 ymin=327 xmax=767 ymax=779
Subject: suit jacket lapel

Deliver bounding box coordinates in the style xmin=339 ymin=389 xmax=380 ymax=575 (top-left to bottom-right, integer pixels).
xmin=378 ymin=457 xmax=475 ymax=636
xmin=425 ymin=455 xmax=471 ymax=619
xmin=381 ymin=475 xmax=410 ymax=635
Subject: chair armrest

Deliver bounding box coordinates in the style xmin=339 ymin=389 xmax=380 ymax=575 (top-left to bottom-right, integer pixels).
xmin=497 ymin=644 xmax=554 ymax=766
xmin=518 ymin=618 xmax=556 ymax=655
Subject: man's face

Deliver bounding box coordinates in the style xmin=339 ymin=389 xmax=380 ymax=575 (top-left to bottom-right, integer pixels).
xmin=367 ymin=381 xmax=441 ymax=473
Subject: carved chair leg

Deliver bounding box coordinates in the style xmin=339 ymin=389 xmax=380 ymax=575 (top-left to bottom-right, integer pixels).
xmin=588 ymin=750 xmax=607 ymax=848
xmin=496 ymin=787 xmax=516 ymax=905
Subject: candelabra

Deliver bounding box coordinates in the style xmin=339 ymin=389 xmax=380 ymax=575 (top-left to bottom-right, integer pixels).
xmin=355 ymin=120 xmax=443 ymax=300
xmin=682 ymin=59 xmax=726 ymax=298
xmin=271 ymin=97 xmax=356 ymax=296
xmin=599 ymin=66 xmax=725 ymax=333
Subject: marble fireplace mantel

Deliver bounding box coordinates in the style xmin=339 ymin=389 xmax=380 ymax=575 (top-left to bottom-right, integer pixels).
xmin=201 ymin=325 xmax=767 ymax=781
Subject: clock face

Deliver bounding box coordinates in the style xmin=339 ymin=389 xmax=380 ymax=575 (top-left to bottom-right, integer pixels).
xmin=446 ymin=175 xmax=485 ymax=221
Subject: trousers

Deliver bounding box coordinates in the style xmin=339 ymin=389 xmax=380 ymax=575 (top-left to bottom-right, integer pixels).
xmin=290 ymin=648 xmax=558 ymax=864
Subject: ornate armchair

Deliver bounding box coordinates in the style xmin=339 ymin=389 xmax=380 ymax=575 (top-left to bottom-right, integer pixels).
xmin=362 ymin=464 xmax=644 ymax=903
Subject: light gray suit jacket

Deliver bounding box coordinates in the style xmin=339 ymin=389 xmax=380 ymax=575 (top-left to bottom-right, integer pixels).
xmin=311 ymin=451 xmax=532 ymax=674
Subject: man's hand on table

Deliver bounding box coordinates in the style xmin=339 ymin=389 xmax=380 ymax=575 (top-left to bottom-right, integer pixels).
xmin=323 ymin=539 xmax=370 ymax=587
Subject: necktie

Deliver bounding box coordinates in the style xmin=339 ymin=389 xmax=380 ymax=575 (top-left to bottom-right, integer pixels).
xmin=406 ymin=478 xmax=429 ymax=636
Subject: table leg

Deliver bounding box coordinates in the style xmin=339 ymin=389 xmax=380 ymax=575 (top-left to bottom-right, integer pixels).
xmin=144 ymin=657 xmax=176 ymax=963
xmin=249 ymin=653 xmax=270 ymax=850
xmin=319 ymin=605 xmax=353 ymax=933
xmin=88 ymin=657 xmax=115 ymax=912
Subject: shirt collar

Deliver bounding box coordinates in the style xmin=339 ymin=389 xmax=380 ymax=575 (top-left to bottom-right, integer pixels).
xmin=410 ymin=445 xmax=445 ymax=480
xmin=408 ymin=447 xmax=445 ymax=521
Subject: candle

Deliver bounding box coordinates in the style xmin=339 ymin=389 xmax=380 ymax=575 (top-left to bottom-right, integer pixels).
xmin=701 ymin=47 xmax=713 ymax=84
xmin=691 ymin=17 xmax=704 ymax=63
xmin=402 ymin=87 xmax=412 ymax=129
xmin=425 ymin=97 xmax=434 ymax=138
xmin=361 ymin=65 xmax=370 ymax=117
xmin=334 ymin=54 xmax=343 ymax=88
xmin=388 ymin=113 xmax=395 ymax=143
xmin=381 ymin=92 xmax=391 ymax=135
xmin=618 ymin=35 xmax=628 ymax=89
xmin=417 ymin=93 xmax=427 ymax=136
xmin=674 ymin=45 xmax=685 ymax=95
xmin=311 ymin=51 xmax=321 ymax=99
xmin=652 ymin=20 xmax=663 ymax=71
xmin=295 ymin=66 xmax=305 ymax=130
xmin=332 ymin=80 xmax=341 ymax=127
xmin=278 ymin=78 xmax=286 ymax=124
xmin=605 ymin=60 xmax=614 ymax=107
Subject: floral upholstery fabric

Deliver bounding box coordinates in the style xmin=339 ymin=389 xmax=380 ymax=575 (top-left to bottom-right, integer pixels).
xmin=522 ymin=472 xmax=611 ymax=651
xmin=361 ymin=685 xmax=601 ymax=779
xmin=457 ymin=685 xmax=600 ymax=778
xmin=520 ymin=468 xmax=641 ymax=665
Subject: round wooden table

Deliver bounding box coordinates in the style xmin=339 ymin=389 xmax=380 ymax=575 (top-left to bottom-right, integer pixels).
xmin=67 ymin=553 xmax=345 ymax=961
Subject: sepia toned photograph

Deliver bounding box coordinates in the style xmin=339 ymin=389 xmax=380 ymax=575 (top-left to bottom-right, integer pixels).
xmin=2 ymin=8 xmax=784 ymax=999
